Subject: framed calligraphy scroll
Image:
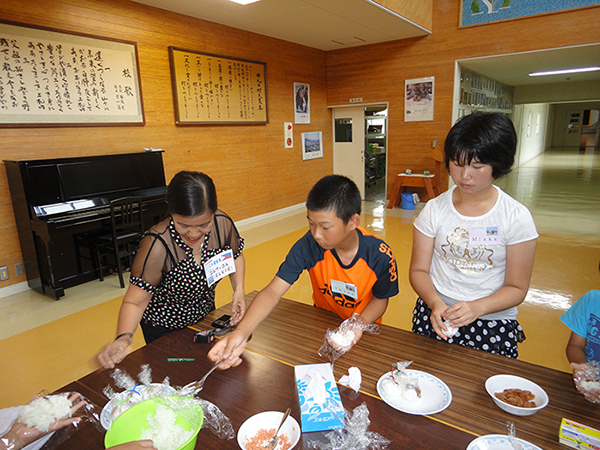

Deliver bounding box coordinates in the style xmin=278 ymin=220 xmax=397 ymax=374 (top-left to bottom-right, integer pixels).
xmin=168 ymin=47 xmax=268 ymax=125
xmin=0 ymin=20 xmax=144 ymax=127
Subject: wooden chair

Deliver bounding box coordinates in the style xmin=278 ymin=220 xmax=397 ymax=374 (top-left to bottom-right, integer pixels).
xmin=94 ymin=196 xmax=144 ymax=288
xmin=387 ymin=148 xmax=444 ymax=208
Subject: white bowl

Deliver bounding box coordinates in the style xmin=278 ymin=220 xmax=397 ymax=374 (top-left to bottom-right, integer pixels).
xmin=237 ymin=410 xmax=300 ymax=450
xmin=485 ymin=374 xmax=549 ymax=416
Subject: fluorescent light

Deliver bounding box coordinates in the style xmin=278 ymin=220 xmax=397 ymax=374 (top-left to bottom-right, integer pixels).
xmin=229 ymin=0 xmax=260 ymax=4
xmin=529 ymin=67 xmax=600 ymax=77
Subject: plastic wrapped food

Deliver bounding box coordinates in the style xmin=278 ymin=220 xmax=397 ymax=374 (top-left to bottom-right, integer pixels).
xmin=319 ymin=314 xmax=380 ymax=364
xmin=573 ymin=360 xmax=600 ymax=405
xmin=380 ymin=361 xmax=422 ymax=402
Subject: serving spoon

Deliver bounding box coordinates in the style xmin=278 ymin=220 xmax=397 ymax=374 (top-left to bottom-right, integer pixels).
xmin=264 ymin=408 xmax=291 ymax=449
xmin=179 ymin=359 xmax=224 ymax=396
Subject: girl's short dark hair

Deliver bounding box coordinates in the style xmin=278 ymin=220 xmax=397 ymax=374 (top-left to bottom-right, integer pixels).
xmin=306 ymin=175 xmax=361 ymax=224
xmin=166 ymin=171 xmax=217 ymax=217
xmin=444 ymin=112 xmax=517 ymax=179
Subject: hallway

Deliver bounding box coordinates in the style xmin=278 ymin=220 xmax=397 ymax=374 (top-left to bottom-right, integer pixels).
xmin=0 ymin=147 xmax=599 ymax=408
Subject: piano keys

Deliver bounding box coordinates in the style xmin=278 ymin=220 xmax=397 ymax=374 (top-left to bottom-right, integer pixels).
xmin=5 ymin=151 xmax=168 ymax=299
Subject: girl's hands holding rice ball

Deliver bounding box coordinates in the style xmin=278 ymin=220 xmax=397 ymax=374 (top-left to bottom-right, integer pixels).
xmin=1 ymin=393 xmax=85 ymax=450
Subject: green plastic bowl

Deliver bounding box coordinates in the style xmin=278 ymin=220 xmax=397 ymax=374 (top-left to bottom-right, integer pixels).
xmin=104 ymin=395 xmax=204 ymax=450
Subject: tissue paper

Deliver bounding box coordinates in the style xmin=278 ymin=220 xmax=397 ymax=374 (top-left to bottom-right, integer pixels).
xmin=338 ymin=367 xmax=361 ymax=393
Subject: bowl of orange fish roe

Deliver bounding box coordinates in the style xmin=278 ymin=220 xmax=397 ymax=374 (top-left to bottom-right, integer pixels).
xmin=485 ymin=374 xmax=549 ymax=416
xmin=237 ymin=410 xmax=300 ymax=450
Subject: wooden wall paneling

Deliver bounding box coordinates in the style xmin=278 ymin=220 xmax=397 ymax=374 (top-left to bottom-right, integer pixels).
xmin=326 ymin=2 xmax=600 ymax=201
xmin=373 ymin=0 xmax=433 ymax=30
xmin=0 ymin=0 xmax=331 ymax=289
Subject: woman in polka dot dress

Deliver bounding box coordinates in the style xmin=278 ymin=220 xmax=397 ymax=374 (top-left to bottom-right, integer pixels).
xmin=98 ymin=171 xmax=245 ymax=369
xmin=409 ymin=113 xmax=538 ymax=358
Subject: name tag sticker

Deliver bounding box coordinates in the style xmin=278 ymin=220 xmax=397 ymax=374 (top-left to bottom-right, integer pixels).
xmin=469 ymin=226 xmax=501 ymax=245
xmin=330 ymin=280 xmax=357 ymax=299
xmin=204 ymin=249 xmax=236 ymax=288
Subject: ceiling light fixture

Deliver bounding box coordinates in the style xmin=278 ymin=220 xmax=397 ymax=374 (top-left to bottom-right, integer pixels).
xmin=529 ymin=66 xmax=600 ymax=77
xmin=229 ymin=0 xmax=261 ymax=4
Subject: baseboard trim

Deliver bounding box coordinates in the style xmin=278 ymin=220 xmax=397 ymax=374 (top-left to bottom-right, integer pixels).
xmin=0 ymin=281 xmax=32 ymax=303
xmin=235 ymin=202 xmax=305 ymax=229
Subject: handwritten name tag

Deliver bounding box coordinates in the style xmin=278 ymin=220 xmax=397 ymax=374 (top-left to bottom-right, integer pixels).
xmin=330 ymin=280 xmax=357 ymax=299
xmin=204 ymin=249 xmax=236 ymax=288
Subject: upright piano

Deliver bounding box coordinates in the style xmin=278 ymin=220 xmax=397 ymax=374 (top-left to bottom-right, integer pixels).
xmin=5 ymin=151 xmax=168 ymax=299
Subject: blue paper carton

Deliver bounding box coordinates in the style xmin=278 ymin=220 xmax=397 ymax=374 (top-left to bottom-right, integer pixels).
xmin=294 ymin=363 xmax=345 ymax=432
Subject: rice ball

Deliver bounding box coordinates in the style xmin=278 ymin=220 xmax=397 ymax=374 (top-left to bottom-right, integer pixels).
xmin=381 ymin=377 xmax=403 ymax=397
xmin=441 ymin=320 xmax=458 ymax=337
xmin=581 ymin=380 xmax=600 ymax=391
xmin=330 ymin=329 xmax=355 ymax=349
xmin=17 ymin=395 xmax=72 ymax=432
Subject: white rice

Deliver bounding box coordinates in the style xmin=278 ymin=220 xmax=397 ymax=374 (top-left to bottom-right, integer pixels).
xmin=441 ymin=320 xmax=458 ymax=337
xmin=140 ymin=404 xmax=194 ymax=450
xmin=581 ymin=380 xmax=600 ymax=391
xmin=17 ymin=395 xmax=72 ymax=432
xmin=330 ymin=329 xmax=355 ymax=348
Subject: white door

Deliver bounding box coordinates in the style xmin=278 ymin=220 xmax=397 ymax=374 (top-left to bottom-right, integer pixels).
xmin=333 ymin=107 xmax=365 ymax=198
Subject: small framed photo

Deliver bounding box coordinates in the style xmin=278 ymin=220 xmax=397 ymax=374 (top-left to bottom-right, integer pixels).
xmin=405 ymin=77 xmax=434 ymax=122
xmin=301 ymin=131 xmax=323 ymax=160
xmin=294 ymin=82 xmax=310 ymax=124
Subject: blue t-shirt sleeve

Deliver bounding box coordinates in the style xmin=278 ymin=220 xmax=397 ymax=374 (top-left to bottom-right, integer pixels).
xmin=364 ymin=234 xmax=399 ymax=300
xmin=276 ymin=232 xmax=312 ymax=285
xmin=560 ymin=290 xmax=599 ymax=338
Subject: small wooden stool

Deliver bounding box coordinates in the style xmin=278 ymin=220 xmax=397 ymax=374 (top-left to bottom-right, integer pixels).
xmin=387 ymin=173 xmax=438 ymax=208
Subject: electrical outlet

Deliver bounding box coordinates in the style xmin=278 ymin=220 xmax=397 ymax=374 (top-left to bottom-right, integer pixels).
xmin=349 ymin=97 xmax=363 ymax=103
xmin=15 ymin=263 xmax=24 ymax=276
xmin=0 ymin=266 xmax=8 ymax=281
xmin=24 ymin=261 xmax=31 ymax=273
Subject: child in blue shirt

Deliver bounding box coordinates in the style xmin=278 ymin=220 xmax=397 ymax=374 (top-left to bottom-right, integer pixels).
xmin=560 ymin=289 xmax=600 ymax=404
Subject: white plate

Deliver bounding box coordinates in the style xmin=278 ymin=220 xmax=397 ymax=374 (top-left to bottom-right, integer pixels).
xmin=467 ymin=434 xmax=543 ymax=450
xmin=376 ymin=369 xmax=452 ymax=415
xmin=100 ymin=383 xmax=176 ymax=429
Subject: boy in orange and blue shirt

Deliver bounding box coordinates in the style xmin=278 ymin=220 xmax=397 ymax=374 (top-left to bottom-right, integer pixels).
xmin=208 ymin=175 xmax=399 ymax=369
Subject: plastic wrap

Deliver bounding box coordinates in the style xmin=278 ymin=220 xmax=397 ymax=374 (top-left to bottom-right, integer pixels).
xmin=0 ymin=392 xmax=102 ymax=450
xmin=308 ymin=403 xmax=390 ymax=450
xmin=573 ymin=360 xmax=600 ymax=405
xmin=150 ymin=395 xmax=235 ymax=440
xmin=379 ymin=361 xmax=421 ymax=402
xmin=507 ymin=421 xmax=523 ymax=450
xmin=318 ymin=314 xmax=380 ymax=363
xmin=103 ymin=365 xmax=235 ymax=440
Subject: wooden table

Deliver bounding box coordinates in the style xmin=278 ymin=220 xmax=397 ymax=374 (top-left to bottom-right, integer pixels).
xmin=189 ymin=292 xmax=600 ymax=450
xmin=53 ymin=328 xmax=474 ymax=449
xmin=387 ymin=173 xmax=439 ymax=208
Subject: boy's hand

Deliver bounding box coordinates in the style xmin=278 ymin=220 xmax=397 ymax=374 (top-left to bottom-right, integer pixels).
xmin=571 ymin=362 xmax=600 ymax=405
xmin=207 ymin=330 xmax=248 ymax=370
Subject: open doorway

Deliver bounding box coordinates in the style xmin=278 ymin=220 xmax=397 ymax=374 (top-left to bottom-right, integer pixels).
xmin=365 ymin=105 xmax=388 ymax=202
xmin=332 ymin=104 xmax=388 ymax=201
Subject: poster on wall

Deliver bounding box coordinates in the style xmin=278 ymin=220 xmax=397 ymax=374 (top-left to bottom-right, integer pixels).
xmin=0 ymin=20 xmax=144 ymax=127
xmin=169 ymin=47 xmax=268 ymax=125
xmin=460 ymin=0 xmax=600 ymax=27
xmin=294 ymin=82 xmax=310 ymax=124
xmin=405 ymin=77 xmax=434 ymax=122
xmin=301 ymin=131 xmax=323 ymax=160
